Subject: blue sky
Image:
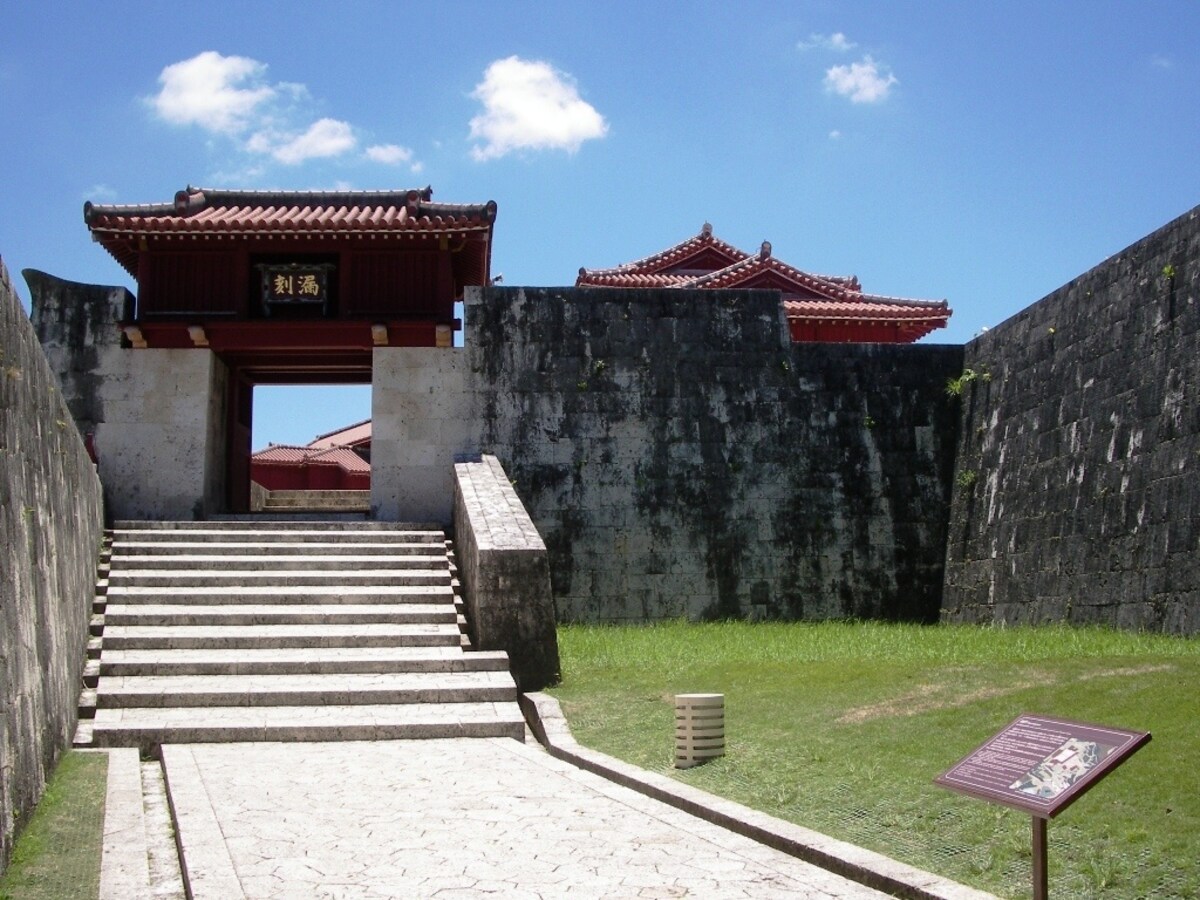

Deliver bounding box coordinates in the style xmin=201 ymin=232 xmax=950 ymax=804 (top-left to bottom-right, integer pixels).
xmin=3 ymin=2 xmax=1198 ymax=448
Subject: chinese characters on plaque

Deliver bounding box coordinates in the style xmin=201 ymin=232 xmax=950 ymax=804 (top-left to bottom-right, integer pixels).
xmin=258 ymin=264 xmax=334 ymax=316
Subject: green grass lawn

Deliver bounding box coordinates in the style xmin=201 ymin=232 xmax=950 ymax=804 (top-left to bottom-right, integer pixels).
xmin=547 ymin=621 xmax=1198 ymax=899
xmin=0 ymin=751 xmax=107 ymax=900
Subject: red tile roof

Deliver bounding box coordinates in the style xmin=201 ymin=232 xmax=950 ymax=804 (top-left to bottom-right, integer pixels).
xmin=308 ymin=419 xmax=372 ymax=450
xmin=577 ymin=224 xmax=950 ymax=340
xmin=583 ymin=222 xmax=749 ymax=277
xmin=85 ymin=186 xmax=497 ymax=277
xmin=252 ymin=444 xmax=370 ymax=474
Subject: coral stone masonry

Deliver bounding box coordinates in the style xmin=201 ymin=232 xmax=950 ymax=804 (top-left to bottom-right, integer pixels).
xmin=18 ymin=190 xmax=1200 ymax=635
xmin=1 ymin=258 xmax=105 ymax=870
xmin=943 ymin=204 xmax=1200 ymax=633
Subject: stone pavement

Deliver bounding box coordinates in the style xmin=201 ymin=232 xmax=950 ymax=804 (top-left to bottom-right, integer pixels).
xmin=152 ymin=738 xmax=892 ymax=899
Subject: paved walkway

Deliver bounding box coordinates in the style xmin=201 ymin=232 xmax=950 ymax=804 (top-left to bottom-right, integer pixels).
xmin=158 ymin=738 xmax=891 ymax=899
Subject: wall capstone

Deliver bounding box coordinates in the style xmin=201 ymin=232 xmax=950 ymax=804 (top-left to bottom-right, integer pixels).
xmin=453 ymin=454 xmax=560 ymax=690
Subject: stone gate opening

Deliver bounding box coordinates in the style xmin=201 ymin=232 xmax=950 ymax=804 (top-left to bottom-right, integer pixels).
xmin=31 ymin=185 xmax=496 ymax=521
xmin=250 ymin=384 xmax=373 ymax=509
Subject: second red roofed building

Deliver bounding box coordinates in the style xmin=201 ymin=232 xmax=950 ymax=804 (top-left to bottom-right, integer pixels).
xmin=251 ymin=419 xmax=372 ymax=492
xmin=576 ymin=224 xmax=951 ymax=343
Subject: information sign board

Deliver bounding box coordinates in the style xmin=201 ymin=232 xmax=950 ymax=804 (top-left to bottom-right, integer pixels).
xmin=935 ymin=714 xmax=1150 ymax=819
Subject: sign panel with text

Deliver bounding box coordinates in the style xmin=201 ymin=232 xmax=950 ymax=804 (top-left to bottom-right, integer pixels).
xmin=935 ymin=714 xmax=1150 ymax=819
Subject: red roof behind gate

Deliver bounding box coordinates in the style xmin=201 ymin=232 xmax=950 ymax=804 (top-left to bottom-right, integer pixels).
xmin=577 ymin=224 xmax=950 ymax=343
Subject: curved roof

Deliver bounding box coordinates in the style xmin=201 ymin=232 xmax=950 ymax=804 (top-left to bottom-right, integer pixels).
xmin=577 ymin=224 xmax=950 ymax=338
xmin=251 ymin=444 xmax=370 ymax=474
xmin=308 ymin=419 xmax=372 ymax=449
xmin=580 ymin=222 xmax=749 ymax=278
xmin=85 ymin=185 xmax=497 ymax=277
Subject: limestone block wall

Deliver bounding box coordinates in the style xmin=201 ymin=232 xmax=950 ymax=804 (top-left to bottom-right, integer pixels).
xmin=466 ymin=287 xmax=963 ymax=622
xmin=88 ymin=347 xmax=226 ymax=520
xmin=0 ymin=258 xmax=104 ymax=869
xmin=27 ymin=270 xmax=227 ymax=520
xmin=453 ymin=455 xmax=559 ymax=689
xmin=371 ymin=348 xmax=480 ymax=524
xmin=943 ymin=204 xmax=1200 ymax=633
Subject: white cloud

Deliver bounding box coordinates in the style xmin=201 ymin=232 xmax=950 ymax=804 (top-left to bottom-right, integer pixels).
xmin=469 ymin=56 xmax=608 ymax=161
xmin=83 ymin=183 xmax=118 ymax=201
xmin=1151 ymin=55 xmax=1172 ymax=69
xmin=365 ymin=144 xmax=414 ymax=165
xmin=798 ymin=32 xmax=856 ymax=52
xmin=254 ymin=118 xmax=357 ymax=165
xmin=209 ymin=163 xmax=267 ymax=184
xmin=829 ymin=130 xmax=842 ymax=140
xmin=151 ymin=51 xmax=275 ymax=134
xmin=824 ymin=56 xmax=897 ymax=103
xmin=149 ymin=51 xmax=417 ymax=171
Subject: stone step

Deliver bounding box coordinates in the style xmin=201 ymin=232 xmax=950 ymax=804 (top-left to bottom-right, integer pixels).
xmin=96 ymin=671 xmax=518 ymax=708
xmin=102 ymin=623 xmax=463 ymax=650
xmin=266 ymin=494 xmax=369 ymax=501
xmin=263 ymin=497 xmax=369 ymax=510
xmin=112 ymin=530 xmax=444 ymax=545
xmin=106 ymin=584 xmax=455 ymax=605
xmin=91 ymin=701 xmax=526 ymax=748
xmin=115 ymin=521 xmax=441 ymax=532
xmin=108 ymin=554 xmax=450 ymax=571
xmin=104 ymin=604 xmax=458 ymax=627
xmin=265 ymin=490 xmax=371 ymax=500
xmin=215 ymin=512 xmax=373 ymax=522
xmin=111 ymin=540 xmax=446 ymax=556
xmin=261 ymin=502 xmax=369 ymax=511
xmin=86 ymin=519 xmax=525 ymax=754
xmin=100 ymin=647 xmax=511 ymax=676
xmin=108 ymin=569 xmax=452 ymax=587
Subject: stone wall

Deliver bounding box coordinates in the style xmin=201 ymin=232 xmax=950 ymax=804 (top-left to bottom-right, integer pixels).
xmin=29 ymin=204 xmax=1200 ymax=634
xmin=466 ymin=287 xmax=963 ymax=622
xmin=943 ymin=205 xmax=1200 ymax=633
xmin=371 ymin=347 xmax=478 ymax=525
xmin=453 ymin=455 xmax=559 ymax=689
xmin=27 ymin=270 xmax=228 ymax=520
xmin=0 ymin=258 xmax=104 ymax=869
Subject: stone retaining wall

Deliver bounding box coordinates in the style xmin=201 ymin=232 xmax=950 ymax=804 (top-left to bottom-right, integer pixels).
xmin=0 ymin=258 xmax=104 ymax=869
xmin=27 ymin=270 xmax=228 ymax=521
xmin=453 ymin=454 xmax=559 ymax=689
xmin=467 ymin=287 xmax=963 ymax=622
xmin=943 ymin=204 xmax=1200 ymax=633
xmin=24 ymin=203 xmax=1200 ymax=634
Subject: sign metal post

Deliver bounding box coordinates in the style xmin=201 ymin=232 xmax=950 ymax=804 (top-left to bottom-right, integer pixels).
xmin=1032 ymin=816 xmax=1048 ymax=900
xmin=935 ymin=714 xmax=1150 ymax=899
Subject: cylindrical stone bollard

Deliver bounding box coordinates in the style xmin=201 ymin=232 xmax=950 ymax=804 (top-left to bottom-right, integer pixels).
xmin=675 ymin=693 xmax=725 ymax=769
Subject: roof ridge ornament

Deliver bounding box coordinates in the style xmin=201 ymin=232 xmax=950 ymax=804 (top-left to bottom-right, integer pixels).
xmin=701 ymin=222 xmax=713 ymax=237
xmin=174 ymin=188 xmax=207 ymax=216
xmin=759 ymin=240 xmax=772 ymax=260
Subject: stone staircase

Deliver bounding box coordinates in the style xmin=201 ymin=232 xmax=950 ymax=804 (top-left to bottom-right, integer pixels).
xmin=76 ymin=521 xmax=524 ymax=753
xmin=259 ymin=489 xmax=371 ymax=514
